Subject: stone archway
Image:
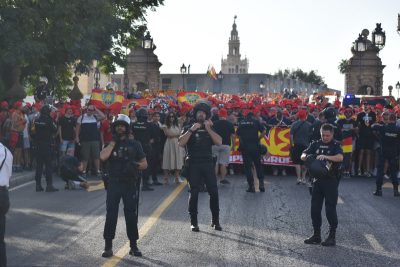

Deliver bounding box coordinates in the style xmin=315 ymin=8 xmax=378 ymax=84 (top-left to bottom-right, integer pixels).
xmin=357 ymin=85 xmax=374 ymax=95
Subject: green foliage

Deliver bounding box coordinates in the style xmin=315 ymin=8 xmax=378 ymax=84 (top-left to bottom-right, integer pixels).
xmin=274 ymin=68 xmax=326 ymax=87
xmin=0 ymin=0 xmax=164 ymax=100
xmin=338 ymin=59 xmax=349 ymax=74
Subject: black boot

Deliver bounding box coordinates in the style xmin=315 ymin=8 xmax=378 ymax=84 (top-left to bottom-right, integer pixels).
xmin=190 ymin=215 xmax=199 ymax=232
xmin=373 ymin=186 xmax=382 ymax=196
xmin=36 ymin=183 xmax=44 ymax=192
xmin=102 ymin=239 xmax=113 ymax=258
xmin=321 ymin=228 xmax=336 ymax=246
xmin=211 ymin=216 xmax=222 ymax=231
xmin=246 ymin=186 xmax=255 ymax=193
xmin=393 ymin=184 xmax=400 ymax=197
xmin=304 ymin=229 xmax=321 ymax=244
xmin=259 ymin=181 xmax=265 ymax=192
xmin=129 ymin=240 xmax=142 ymax=257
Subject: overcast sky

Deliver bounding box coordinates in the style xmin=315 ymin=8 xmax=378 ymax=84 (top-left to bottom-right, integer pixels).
xmin=143 ymin=0 xmax=399 ymax=95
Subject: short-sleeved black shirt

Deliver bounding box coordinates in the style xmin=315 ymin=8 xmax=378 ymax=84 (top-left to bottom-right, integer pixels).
xmin=58 ymin=116 xmax=76 ymax=141
xmin=237 ymin=118 xmax=265 ymax=150
xmin=303 ymin=139 xmax=343 ymax=157
xmin=183 ymin=124 xmax=214 ymax=163
xmin=131 ymin=121 xmax=154 ymax=150
xmin=372 ymin=123 xmax=400 ymax=157
xmin=213 ymin=119 xmax=235 ymax=146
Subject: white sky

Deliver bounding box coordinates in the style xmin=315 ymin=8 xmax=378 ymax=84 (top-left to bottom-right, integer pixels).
xmin=143 ymin=0 xmax=399 ymax=95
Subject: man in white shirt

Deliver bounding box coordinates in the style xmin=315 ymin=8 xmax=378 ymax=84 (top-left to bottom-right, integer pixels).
xmin=0 ymin=142 xmax=13 ymax=267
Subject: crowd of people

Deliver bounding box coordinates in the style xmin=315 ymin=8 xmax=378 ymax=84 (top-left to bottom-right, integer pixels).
xmin=0 ymin=87 xmax=399 ymax=194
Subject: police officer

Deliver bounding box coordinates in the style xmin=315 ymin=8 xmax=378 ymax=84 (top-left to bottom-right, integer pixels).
xmin=179 ymin=102 xmax=223 ymax=232
xmin=34 ymin=105 xmax=58 ymax=192
xmin=372 ymin=113 xmax=400 ymax=197
xmin=131 ymin=108 xmax=154 ymax=191
xmin=236 ymin=110 xmax=266 ymax=192
xmin=34 ymin=77 xmax=50 ymax=103
xmin=100 ymin=114 xmax=147 ymax=258
xmin=301 ymin=123 xmax=343 ymax=247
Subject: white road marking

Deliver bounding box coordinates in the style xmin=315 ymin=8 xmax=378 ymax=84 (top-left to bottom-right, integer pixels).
xmin=338 ymin=196 xmax=344 ymax=204
xmin=365 ymin=234 xmax=385 ymax=252
xmin=9 ymin=180 xmax=35 ymax=192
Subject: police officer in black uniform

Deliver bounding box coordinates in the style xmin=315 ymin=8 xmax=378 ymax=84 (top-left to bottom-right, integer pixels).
xmin=372 ymin=113 xmax=400 ymax=197
xmin=179 ymin=102 xmax=223 ymax=232
xmin=301 ymin=123 xmax=343 ymax=247
xmin=100 ymin=114 xmax=147 ymax=258
xmin=34 ymin=104 xmax=58 ymax=192
xmin=236 ymin=111 xmax=266 ymax=192
xmin=34 ymin=77 xmax=50 ymax=103
xmin=131 ymin=108 xmax=154 ymax=191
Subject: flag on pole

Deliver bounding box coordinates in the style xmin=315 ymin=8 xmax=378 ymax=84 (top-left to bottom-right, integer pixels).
xmin=207 ymin=65 xmax=218 ymax=80
xmin=89 ymin=89 xmax=124 ymax=112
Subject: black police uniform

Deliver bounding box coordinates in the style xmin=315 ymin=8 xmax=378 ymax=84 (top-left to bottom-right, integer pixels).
xmin=236 ymin=115 xmax=265 ymax=192
xmin=183 ymin=124 xmax=220 ymax=229
xmin=34 ymin=84 xmax=50 ymax=101
xmin=103 ymin=138 xmax=145 ymax=252
xmin=131 ymin=119 xmax=155 ymax=190
xmin=149 ymin=122 xmax=163 ymax=185
xmin=372 ymin=122 xmax=400 ymax=196
xmin=303 ymin=139 xmax=343 ymax=245
xmin=34 ymin=112 xmax=58 ymax=191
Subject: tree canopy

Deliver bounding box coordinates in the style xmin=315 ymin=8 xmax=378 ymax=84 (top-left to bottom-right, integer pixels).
xmin=274 ymin=68 xmax=326 ymax=87
xmin=0 ymin=0 xmax=164 ymax=101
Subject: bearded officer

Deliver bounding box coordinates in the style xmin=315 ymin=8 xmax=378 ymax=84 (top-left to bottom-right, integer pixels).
xmin=301 ymin=123 xmax=343 ymax=247
xmin=100 ymin=114 xmax=147 ymax=258
xmin=179 ymin=102 xmax=223 ymax=232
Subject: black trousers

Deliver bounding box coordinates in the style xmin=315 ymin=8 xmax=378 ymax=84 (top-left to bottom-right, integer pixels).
xmin=149 ymin=143 xmax=161 ymax=182
xmin=188 ymin=162 xmax=219 ymax=218
xmin=376 ymin=155 xmax=399 ymax=189
xmin=35 ymin=145 xmax=53 ymax=186
xmin=103 ymin=180 xmax=139 ymax=242
xmin=311 ymin=178 xmax=339 ymax=230
xmin=0 ymin=187 xmax=10 ymax=267
xmin=242 ymin=149 xmax=264 ymax=187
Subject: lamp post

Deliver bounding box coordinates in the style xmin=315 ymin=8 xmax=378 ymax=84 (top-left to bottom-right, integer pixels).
xmin=396 ymin=81 xmax=400 ymax=99
xmin=142 ymin=31 xmax=153 ymax=89
xmin=180 ymin=63 xmax=187 ymax=90
xmin=259 ymin=81 xmax=265 ymax=94
xmin=94 ymin=67 xmax=100 ymax=89
xmin=372 ymin=23 xmax=386 ymax=50
xmin=218 ymin=71 xmax=224 ymax=93
xmin=388 ymin=85 xmax=393 ymax=97
xmin=123 ymin=68 xmax=129 ymax=97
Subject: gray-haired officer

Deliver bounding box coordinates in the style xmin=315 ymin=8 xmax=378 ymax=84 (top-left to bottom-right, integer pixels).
xmin=301 ymin=123 xmax=343 ymax=247
xmin=179 ymin=102 xmax=223 ymax=232
xmin=100 ymin=114 xmax=147 ymax=258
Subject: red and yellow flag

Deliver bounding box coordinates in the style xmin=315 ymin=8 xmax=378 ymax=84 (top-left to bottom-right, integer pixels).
xmin=342 ymin=137 xmax=353 ymax=153
xmin=90 ymin=89 xmax=124 ymax=112
xmin=120 ymin=99 xmax=149 ymax=115
xmin=177 ymin=91 xmax=207 ymax=105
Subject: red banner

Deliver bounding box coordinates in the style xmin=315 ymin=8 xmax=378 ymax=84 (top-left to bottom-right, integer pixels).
xmin=229 ymin=127 xmax=294 ymax=166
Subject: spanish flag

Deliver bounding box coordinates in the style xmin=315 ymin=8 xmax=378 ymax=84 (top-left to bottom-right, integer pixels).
xmin=90 ymin=89 xmax=124 ymax=112
xmin=342 ymin=137 xmax=353 ymax=153
xmin=207 ymin=65 xmax=218 ymax=80
xmin=177 ymin=91 xmax=207 ymax=105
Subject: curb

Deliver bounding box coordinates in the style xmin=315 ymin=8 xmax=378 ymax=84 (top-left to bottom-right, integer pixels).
xmin=9 ymin=171 xmax=35 ymax=189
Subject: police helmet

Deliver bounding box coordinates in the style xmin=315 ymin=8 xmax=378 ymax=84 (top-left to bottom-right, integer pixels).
xmin=40 ymin=104 xmax=51 ymax=116
xmin=193 ymin=101 xmax=211 ymax=119
xmin=112 ymin=114 xmax=130 ymax=130
xmin=136 ymin=108 xmax=148 ymax=121
xmin=39 ymin=76 xmax=48 ymax=84
xmin=305 ymin=155 xmax=329 ymax=179
xmin=323 ymin=107 xmax=336 ymax=121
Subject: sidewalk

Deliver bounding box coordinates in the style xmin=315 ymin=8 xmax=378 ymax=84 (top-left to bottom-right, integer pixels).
xmin=9 ymin=170 xmax=35 ymax=188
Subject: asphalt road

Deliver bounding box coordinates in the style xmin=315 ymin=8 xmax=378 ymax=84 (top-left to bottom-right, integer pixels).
xmin=5 ymin=173 xmax=400 ymax=267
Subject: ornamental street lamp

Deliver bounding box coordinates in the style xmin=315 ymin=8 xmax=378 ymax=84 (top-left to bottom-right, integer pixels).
xmin=396 ymin=81 xmax=400 ymax=98
xmin=94 ymin=67 xmax=100 ymax=88
xmin=372 ymin=23 xmax=386 ymax=50
xmin=354 ymin=34 xmax=367 ymax=52
xmin=123 ymin=68 xmax=129 ymax=96
xmin=218 ymin=71 xmax=224 ymax=93
xmin=180 ymin=63 xmax=187 ymax=90
xmin=142 ymin=31 xmax=153 ymax=89
xmin=388 ymin=85 xmax=393 ymax=96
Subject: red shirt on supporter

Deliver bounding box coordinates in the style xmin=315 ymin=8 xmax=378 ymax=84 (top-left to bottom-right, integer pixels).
xmin=100 ymin=119 xmax=113 ymax=145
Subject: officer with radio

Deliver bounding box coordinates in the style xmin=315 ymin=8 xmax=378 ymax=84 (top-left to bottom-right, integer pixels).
xmin=100 ymin=114 xmax=147 ymax=258
xmin=301 ymin=123 xmax=343 ymax=247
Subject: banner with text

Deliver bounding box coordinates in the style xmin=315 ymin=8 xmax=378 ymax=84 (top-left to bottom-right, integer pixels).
xmin=229 ymin=127 xmax=294 ymax=166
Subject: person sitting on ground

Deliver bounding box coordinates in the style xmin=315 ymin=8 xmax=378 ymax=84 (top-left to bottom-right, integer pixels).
xmin=59 ymin=155 xmax=89 ymax=190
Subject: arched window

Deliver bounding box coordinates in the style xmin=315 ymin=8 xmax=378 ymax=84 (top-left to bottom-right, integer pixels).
xmin=235 ymin=65 xmax=239 ymax=73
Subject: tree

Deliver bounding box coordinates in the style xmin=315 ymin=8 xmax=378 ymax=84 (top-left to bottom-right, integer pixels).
xmin=0 ymin=0 xmax=164 ymax=101
xmin=274 ymin=68 xmax=326 ymax=86
xmin=338 ymin=59 xmax=349 ymax=74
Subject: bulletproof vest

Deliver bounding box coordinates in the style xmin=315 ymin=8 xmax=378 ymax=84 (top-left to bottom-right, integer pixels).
xmin=187 ymin=125 xmax=213 ymax=163
xmin=108 ymin=139 xmax=140 ymax=180
xmin=381 ymin=123 xmax=400 ymax=156
xmin=313 ymin=140 xmax=341 ymax=178
xmin=34 ymin=115 xmax=56 ymax=143
xmin=237 ymin=118 xmax=260 ymax=148
xmin=132 ymin=121 xmax=151 ymax=146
